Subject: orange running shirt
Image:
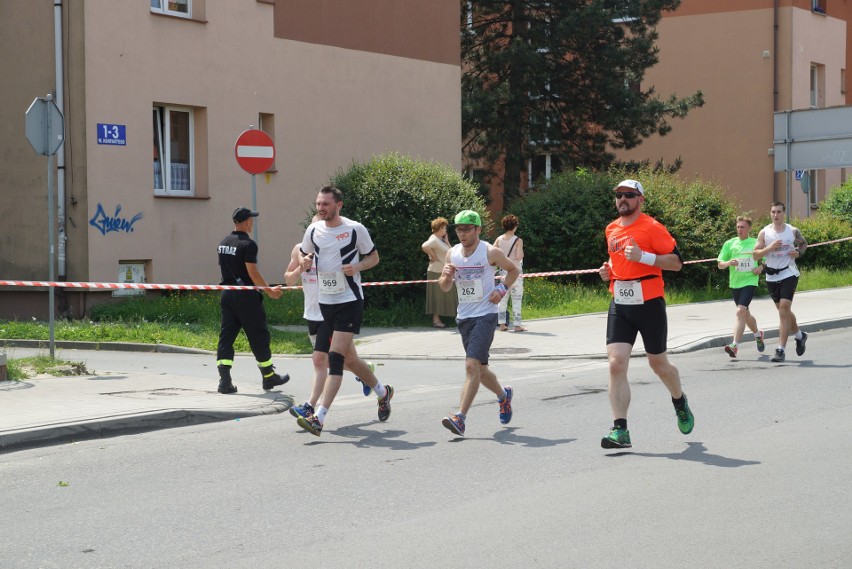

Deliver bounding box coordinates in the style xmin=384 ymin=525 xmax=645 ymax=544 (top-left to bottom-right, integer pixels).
xmin=606 ymin=213 xmax=677 ymax=301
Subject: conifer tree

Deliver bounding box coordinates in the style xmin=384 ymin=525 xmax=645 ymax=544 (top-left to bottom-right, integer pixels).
xmin=462 ymin=0 xmax=703 ymax=204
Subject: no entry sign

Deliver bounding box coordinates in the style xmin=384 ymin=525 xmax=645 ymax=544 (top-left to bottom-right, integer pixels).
xmin=234 ymin=129 xmax=275 ymax=174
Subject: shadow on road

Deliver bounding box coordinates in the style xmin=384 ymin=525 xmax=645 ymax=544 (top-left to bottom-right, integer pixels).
xmin=606 ymin=441 xmax=761 ymax=468
xmin=300 ymin=421 xmax=438 ymax=451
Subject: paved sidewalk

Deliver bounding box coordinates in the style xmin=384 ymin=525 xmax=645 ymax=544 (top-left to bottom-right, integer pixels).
xmin=2 ymin=287 xmax=850 ymax=454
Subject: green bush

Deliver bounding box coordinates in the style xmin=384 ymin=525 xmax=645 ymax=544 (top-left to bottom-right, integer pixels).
xmin=639 ymin=170 xmax=740 ymax=291
xmin=793 ymin=212 xmax=852 ymax=270
xmin=329 ymin=153 xmax=488 ymax=308
xmin=822 ymin=182 xmax=852 ymax=224
xmin=508 ymin=168 xmax=614 ymax=281
xmin=510 ymin=168 xmax=739 ymax=290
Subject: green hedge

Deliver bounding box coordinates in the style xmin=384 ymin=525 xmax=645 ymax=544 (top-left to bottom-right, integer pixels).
xmin=506 ymin=168 xmax=614 ymax=280
xmin=509 ymin=169 xmax=739 ymax=290
xmin=821 ymin=183 xmax=852 ymax=224
xmin=329 ymin=153 xmax=488 ymax=308
xmin=793 ymin=213 xmax=852 ymax=270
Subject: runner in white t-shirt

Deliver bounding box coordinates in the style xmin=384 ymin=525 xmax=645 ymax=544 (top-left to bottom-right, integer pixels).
xmin=292 ymin=186 xmax=392 ymax=436
xmin=284 ymin=231 xmax=377 ymax=425
xmin=753 ymin=201 xmax=809 ymax=362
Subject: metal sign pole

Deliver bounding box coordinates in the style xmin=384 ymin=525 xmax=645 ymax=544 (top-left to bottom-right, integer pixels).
xmin=251 ymin=173 xmax=258 ymax=242
xmin=785 ymin=111 xmax=792 ymax=223
xmin=785 ymin=171 xmax=791 ymax=224
xmin=25 ymin=93 xmax=65 ymax=359
xmin=47 ymin=126 xmax=56 ymax=358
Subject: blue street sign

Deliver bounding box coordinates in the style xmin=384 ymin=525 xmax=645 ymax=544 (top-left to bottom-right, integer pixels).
xmin=97 ymin=123 xmax=126 ymax=146
xmin=794 ymin=169 xmax=805 ymax=181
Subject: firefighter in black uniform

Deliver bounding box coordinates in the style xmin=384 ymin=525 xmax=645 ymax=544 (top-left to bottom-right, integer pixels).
xmin=216 ymin=207 xmax=289 ymax=394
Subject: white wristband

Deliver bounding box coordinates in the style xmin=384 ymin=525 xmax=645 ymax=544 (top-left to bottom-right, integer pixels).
xmin=639 ymin=251 xmax=657 ymax=266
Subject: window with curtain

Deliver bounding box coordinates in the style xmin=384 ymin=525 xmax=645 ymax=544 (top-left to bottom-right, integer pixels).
xmin=151 ymin=0 xmax=191 ymax=18
xmin=153 ymin=106 xmax=194 ymax=195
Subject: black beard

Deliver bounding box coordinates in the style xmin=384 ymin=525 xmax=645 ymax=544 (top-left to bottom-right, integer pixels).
xmin=617 ymin=203 xmax=636 ymax=217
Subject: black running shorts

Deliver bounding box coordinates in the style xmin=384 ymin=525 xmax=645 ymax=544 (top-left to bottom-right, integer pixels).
xmin=606 ymin=297 xmax=669 ymax=355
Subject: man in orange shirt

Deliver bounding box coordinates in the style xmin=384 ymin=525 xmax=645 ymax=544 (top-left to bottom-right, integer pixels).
xmin=598 ymin=180 xmax=694 ymax=449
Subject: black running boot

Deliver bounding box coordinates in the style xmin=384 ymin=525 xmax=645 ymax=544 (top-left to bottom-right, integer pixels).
xmin=261 ymin=365 xmax=290 ymax=391
xmin=217 ymin=365 xmax=238 ymax=394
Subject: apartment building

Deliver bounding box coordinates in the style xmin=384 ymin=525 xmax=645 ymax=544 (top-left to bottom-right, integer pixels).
xmin=467 ymin=1 xmax=848 ymax=219
xmin=619 ymin=0 xmax=849 ymax=217
xmin=0 ymin=0 xmax=460 ymax=319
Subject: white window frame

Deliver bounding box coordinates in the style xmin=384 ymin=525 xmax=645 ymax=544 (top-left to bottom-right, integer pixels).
xmin=153 ymin=105 xmax=195 ymax=196
xmin=612 ymin=0 xmax=640 ymax=23
xmin=150 ymin=0 xmax=192 ymax=19
xmin=808 ymin=170 xmax=819 ymax=208
xmin=528 ymin=154 xmax=560 ymax=187
xmin=810 ymin=63 xmax=825 ymax=109
xmin=812 ymin=0 xmax=827 ymax=15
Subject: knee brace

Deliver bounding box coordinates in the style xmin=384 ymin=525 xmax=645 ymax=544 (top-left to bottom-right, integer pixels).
xmin=328 ymin=351 xmax=345 ymax=376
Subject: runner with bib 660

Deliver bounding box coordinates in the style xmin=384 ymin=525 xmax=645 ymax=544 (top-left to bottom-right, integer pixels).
xmin=598 ymin=180 xmax=695 ymax=449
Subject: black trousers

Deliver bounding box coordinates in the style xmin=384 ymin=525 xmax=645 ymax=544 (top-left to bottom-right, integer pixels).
xmin=217 ymin=290 xmax=272 ymax=364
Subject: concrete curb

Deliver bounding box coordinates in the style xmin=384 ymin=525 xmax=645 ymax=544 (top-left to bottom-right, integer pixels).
xmin=671 ymin=317 xmax=852 ymax=354
xmin=0 ymin=396 xmax=294 ymax=454
xmin=0 ymin=339 xmax=212 ymax=355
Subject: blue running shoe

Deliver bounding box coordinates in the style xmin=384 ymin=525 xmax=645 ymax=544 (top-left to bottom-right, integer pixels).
xmin=354 ymin=362 xmax=376 ymax=397
xmin=499 ymin=386 xmax=513 ymax=424
xmin=442 ymin=414 xmax=465 ymax=437
xmin=289 ymin=402 xmax=314 ymax=420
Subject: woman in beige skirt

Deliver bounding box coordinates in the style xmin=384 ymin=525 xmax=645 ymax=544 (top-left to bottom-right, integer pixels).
xmin=421 ymin=217 xmax=458 ymax=327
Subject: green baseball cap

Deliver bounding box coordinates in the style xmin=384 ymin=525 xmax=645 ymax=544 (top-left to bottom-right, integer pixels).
xmin=454 ymin=210 xmax=481 ymax=227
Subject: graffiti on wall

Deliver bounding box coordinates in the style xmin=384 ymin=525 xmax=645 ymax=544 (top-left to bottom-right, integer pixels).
xmin=89 ymin=203 xmax=143 ymax=236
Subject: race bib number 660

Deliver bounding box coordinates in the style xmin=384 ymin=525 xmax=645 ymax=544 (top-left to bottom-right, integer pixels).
xmin=614 ymin=280 xmax=644 ymax=305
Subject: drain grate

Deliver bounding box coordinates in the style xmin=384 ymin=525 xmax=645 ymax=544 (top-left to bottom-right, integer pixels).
xmin=490 ymin=347 xmax=532 ymax=354
xmin=104 ymin=388 xmax=203 ymax=399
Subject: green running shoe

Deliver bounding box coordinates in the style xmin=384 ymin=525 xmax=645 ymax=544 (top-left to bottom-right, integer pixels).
xmin=676 ymin=395 xmax=694 ymax=434
xmin=601 ymin=427 xmax=631 ymax=449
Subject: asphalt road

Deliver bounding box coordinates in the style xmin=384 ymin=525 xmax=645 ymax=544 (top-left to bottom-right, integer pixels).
xmin=1 ymin=328 xmax=851 ymax=569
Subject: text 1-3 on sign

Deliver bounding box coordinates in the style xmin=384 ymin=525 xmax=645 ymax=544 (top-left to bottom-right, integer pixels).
xmin=97 ymin=123 xmax=126 ymax=146
xmin=234 ymin=129 xmax=275 ymax=174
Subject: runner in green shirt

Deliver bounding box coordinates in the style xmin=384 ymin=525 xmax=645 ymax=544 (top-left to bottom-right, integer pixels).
xmin=717 ymin=216 xmax=766 ymax=358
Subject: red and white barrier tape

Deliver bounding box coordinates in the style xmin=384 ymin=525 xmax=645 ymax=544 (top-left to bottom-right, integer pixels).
xmin=1 ymin=236 xmax=849 ymax=292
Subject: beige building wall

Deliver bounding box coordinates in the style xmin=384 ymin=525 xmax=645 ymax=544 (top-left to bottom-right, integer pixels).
xmin=1 ymin=0 xmax=460 ymax=318
xmin=617 ymin=3 xmax=847 ymax=219
xmin=0 ymin=0 xmax=57 ymax=279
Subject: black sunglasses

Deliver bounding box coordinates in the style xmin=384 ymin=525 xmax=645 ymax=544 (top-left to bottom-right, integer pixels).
xmin=615 ymin=192 xmax=640 ymax=199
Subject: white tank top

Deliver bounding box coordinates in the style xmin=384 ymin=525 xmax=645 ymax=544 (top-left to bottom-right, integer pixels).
xmin=300 ymin=266 xmax=323 ymax=321
xmin=451 ymin=240 xmax=497 ymax=320
xmin=762 ymin=223 xmax=800 ymax=282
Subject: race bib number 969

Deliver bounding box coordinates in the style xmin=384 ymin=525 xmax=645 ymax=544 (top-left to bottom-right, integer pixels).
xmin=318 ymin=271 xmax=346 ymax=294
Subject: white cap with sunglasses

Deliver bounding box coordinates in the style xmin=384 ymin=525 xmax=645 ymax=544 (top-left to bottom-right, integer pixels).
xmin=614 ymin=179 xmax=644 ymax=196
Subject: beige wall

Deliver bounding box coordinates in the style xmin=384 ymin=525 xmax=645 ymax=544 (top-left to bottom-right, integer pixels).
xmin=80 ymin=0 xmax=459 ymax=288
xmin=1 ymin=0 xmax=460 ymax=318
xmin=274 ymin=0 xmax=460 ymax=65
xmin=786 ymin=7 xmax=847 ymax=215
xmin=0 ymin=0 xmax=56 ymax=280
xmin=617 ymin=4 xmax=846 ymax=219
